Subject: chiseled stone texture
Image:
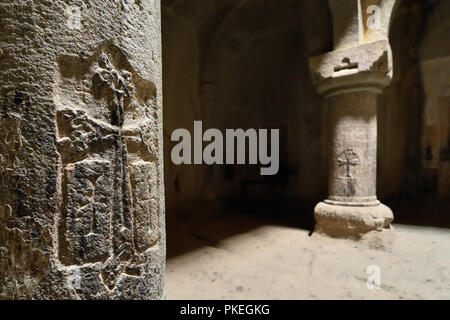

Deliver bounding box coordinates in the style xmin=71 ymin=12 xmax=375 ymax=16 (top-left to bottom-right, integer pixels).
xmin=0 ymin=0 xmax=165 ymax=299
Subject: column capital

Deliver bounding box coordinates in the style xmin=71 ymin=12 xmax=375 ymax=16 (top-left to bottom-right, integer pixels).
xmin=309 ymin=39 xmax=393 ymax=97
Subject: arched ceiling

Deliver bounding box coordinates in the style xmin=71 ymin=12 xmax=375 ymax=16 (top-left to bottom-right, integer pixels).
xmin=163 ymin=0 xmax=333 ymax=86
xmin=174 ymin=0 xmax=332 ymax=88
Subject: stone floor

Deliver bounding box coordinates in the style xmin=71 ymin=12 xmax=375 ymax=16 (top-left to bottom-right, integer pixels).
xmin=165 ymin=212 xmax=450 ymax=300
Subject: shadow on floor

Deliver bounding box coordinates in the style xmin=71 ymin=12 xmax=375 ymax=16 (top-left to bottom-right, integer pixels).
xmin=166 ymin=200 xmax=316 ymax=259
xmin=166 ymin=196 xmax=449 ymax=260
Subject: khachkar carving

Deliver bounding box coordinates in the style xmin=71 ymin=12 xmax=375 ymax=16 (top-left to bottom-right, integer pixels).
xmin=55 ymin=43 xmax=162 ymax=293
xmin=337 ymin=148 xmax=360 ymax=197
xmin=309 ymin=0 xmax=397 ymax=239
xmin=338 ymin=149 xmax=360 ymax=179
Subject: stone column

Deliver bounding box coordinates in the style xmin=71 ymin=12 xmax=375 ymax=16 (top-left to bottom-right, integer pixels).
xmin=308 ymin=0 xmax=399 ymax=239
xmin=310 ymin=40 xmax=394 ymax=238
xmin=0 ymin=1 xmax=165 ymax=299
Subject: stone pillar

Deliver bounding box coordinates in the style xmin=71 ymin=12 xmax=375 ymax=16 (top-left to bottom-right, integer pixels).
xmin=309 ymin=0 xmax=399 ymax=239
xmin=310 ymin=39 xmax=394 ymax=238
xmin=0 ymin=1 xmax=165 ymax=299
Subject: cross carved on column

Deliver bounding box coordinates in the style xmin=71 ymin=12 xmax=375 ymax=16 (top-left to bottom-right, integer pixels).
xmin=338 ymin=148 xmax=360 ymax=178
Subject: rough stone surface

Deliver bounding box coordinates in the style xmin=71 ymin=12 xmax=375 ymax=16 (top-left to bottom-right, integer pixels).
xmin=0 ymin=0 xmax=165 ymax=299
xmin=314 ymin=202 xmax=394 ymax=238
xmin=324 ymin=90 xmax=383 ymax=204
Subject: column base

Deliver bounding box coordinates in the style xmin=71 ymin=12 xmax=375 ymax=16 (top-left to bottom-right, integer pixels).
xmin=314 ymin=201 xmax=394 ymax=238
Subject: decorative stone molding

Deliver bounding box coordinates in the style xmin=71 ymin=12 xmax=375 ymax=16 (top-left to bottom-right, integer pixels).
xmin=309 ymin=39 xmax=393 ymax=96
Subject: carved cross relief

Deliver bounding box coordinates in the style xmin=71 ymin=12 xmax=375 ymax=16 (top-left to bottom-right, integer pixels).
xmin=54 ymin=43 xmax=160 ymax=277
xmin=338 ymin=148 xmax=360 ymax=178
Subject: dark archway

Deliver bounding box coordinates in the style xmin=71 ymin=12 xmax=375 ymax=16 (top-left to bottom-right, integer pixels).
xmin=162 ymin=0 xmax=333 ymax=257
